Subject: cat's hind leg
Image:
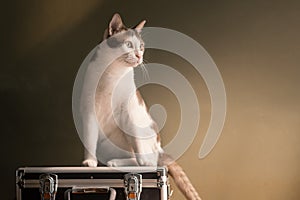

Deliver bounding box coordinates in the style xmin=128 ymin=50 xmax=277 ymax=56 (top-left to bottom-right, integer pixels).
xmin=107 ymin=158 xmax=139 ymax=167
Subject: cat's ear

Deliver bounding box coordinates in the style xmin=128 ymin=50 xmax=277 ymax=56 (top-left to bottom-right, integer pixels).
xmin=108 ymin=13 xmax=126 ymax=36
xmin=135 ymin=20 xmax=146 ymax=33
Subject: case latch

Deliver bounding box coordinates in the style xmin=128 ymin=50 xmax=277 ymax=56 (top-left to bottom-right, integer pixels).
xmin=39 ymin=174 xmax=58 ymax=200
xmin=124 ymin=173 xmax=142 ymax=200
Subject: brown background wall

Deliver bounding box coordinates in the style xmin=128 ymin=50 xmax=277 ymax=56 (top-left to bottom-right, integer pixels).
xmin=2 ymin=0 xmax=300 ymax=199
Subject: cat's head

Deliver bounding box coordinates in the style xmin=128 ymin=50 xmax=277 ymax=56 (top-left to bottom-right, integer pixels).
xmin=104 ymin=13 xmax=145 ymax=67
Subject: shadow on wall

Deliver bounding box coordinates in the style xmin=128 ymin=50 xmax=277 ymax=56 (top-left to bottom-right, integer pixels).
xmin=4 ymin=1 xmax=203 ymax=199
xmin=2 ymin=1 xmax=121 ymax=199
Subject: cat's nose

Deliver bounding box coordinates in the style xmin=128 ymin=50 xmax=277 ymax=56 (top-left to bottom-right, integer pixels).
xmin=135 ymin=53 xmax=141 ymax=59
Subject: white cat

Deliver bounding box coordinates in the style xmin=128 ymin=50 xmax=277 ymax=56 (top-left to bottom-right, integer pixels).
xmin=79 ymin=13 xmax=201 ymax=200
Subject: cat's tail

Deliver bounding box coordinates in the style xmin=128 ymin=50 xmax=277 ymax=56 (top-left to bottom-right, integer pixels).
xmin=167 ymin=161 xmax=201 ymax=200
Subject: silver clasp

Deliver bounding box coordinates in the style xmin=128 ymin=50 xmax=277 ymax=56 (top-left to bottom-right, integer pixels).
xmin=39 ymin=174 xmax=58 ymax=200
xmin=124 ymin=173 xmax=142 ymax=200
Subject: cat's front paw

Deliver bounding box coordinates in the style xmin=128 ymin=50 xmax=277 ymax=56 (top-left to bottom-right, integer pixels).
xmin=82 ymin=159 xmax=98 ymax=167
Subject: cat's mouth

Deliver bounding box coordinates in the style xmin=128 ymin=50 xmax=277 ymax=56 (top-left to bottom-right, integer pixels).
xmin=125 ymin=58 xmax=143 ymax=67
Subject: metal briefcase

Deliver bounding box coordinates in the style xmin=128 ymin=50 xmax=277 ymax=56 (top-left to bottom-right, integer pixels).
xmin=16 ymin=166 xmax=170 ymax=200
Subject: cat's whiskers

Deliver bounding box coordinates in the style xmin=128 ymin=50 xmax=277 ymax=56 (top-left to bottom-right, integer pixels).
xmin=140 ymin=60 xmax=150 ymax=81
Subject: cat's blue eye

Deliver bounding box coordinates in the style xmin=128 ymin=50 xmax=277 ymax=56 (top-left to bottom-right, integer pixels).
xmin=125 ymin=41 xmax=133 ymax=48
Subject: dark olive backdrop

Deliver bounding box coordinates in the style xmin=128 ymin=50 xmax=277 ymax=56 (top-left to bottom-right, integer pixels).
xmin=2 ymin=0 xmax=300 ymax=200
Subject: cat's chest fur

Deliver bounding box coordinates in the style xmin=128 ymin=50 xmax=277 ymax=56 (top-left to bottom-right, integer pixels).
xmin=93 ymin=60 xmax=159 ymax=161
xmin=95 ymin=63 xmax=135 ymax=133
